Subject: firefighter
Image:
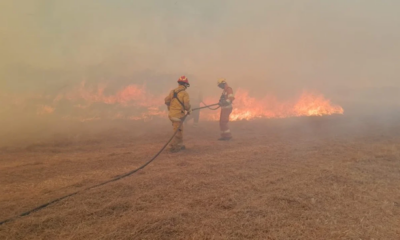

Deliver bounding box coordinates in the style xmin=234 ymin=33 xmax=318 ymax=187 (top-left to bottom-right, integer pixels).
xmin=165 ymin=76 xmax=192 ymax=152
xmin=217 ymin=78 xmax=235 ymax=140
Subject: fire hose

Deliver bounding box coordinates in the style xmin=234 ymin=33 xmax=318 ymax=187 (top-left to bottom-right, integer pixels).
xmin=200 ymin=101 xmax=221 ymax=110
xmin=0 ymin=102 xmax=221 ymax=225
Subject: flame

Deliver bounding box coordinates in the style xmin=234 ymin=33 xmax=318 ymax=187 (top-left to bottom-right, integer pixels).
xmin=53 ymin=82 xmax=167 ymax=121
xmin=2 ymin=82 xmax=343 ymax=122
xmin=293 ymin=91 xmax=344 ymax=116
xmin=201 ymin=89 xmax=343 ymax=121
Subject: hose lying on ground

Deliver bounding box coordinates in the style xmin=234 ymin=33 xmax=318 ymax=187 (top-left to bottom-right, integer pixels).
xmin=0 ymin=103 xmax=220 ymax=226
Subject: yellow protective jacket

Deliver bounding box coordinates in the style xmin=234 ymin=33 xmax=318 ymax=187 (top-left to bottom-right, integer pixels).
xmin=165 ymin=85 xmax=191 ymax=121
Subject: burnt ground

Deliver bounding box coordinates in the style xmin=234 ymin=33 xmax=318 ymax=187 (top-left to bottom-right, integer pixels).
xmin=0 ymin=115 xmax=400 ymax=239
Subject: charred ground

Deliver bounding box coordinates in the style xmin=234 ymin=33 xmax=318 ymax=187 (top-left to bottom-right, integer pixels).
xmin=0 ymin=115 xmax=400 ymax=239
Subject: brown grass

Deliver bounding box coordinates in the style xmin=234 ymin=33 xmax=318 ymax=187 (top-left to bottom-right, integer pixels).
xmin=0 ymin=116 xmax=400 ymax=239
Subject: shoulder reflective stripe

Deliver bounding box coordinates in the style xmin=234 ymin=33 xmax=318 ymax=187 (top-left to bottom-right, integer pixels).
xmin=228 ymin=94 xmax=234 ymax=97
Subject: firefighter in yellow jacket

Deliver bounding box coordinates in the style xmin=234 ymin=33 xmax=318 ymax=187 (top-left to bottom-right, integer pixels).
xmin=165 ymin=76 xmax=192 ymax=152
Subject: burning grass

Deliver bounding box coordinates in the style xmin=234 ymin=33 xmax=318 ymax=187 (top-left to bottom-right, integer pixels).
xmin=1 ymin=82 xmax=343 ymax=123
xmin=0 ymin=115 xmax=400 ymax=239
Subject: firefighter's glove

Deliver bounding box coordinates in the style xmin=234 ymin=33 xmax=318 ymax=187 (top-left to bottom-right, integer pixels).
xmin=187 ymin=109 xmax=192 ymax=115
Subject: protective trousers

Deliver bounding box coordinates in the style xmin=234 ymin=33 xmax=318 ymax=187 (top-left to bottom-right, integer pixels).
xmin=170 ymin=120 xmax=184 ymax=150
xmin=220 ymin=108 xmax=232 ymax=138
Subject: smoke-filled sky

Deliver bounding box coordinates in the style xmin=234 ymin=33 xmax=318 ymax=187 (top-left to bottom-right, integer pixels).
xmin=1 ymin=0 xmax=400 ymax=102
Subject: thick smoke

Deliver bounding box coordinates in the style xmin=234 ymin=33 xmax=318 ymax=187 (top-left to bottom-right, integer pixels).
xmin=1 ymin=0 xmax=399 ymax=145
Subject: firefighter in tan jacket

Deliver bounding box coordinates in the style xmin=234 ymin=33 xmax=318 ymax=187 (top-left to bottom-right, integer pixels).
xmin=217 ymin=78 xmax=235 ymax=140
xmin=165 ymin=76 xmax=192 ymax=152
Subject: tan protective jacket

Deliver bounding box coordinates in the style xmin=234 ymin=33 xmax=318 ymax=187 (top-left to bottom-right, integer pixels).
xmin=165 ymin=85 xmax=191 ymax=121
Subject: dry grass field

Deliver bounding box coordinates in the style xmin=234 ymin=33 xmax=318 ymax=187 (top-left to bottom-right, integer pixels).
xmin=1 ymin=115 xmax=400 ymax=239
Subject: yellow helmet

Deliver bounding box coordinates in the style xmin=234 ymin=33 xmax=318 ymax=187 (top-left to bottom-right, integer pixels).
xmin=217 ymin=78 xmax=227 ymax=86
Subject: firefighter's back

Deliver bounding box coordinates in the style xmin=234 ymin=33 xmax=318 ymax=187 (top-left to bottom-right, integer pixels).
xmin=168 ymin=85 xmax=190 ymax=120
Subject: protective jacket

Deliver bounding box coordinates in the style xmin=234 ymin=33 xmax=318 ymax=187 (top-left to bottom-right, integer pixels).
xmin=165 ymin=85 xmax=191 ymax=121
xmin=220 ymin=84 xmax=235 ymax=109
